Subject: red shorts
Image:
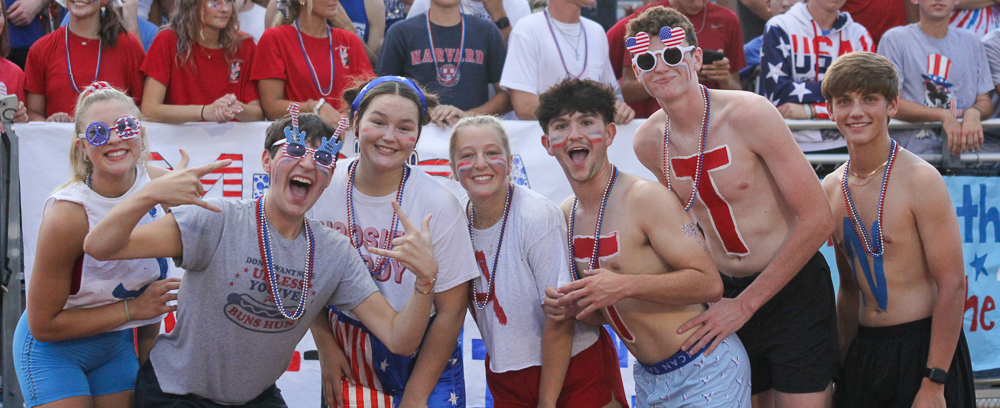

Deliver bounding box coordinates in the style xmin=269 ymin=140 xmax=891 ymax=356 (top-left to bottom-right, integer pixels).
xmin=485 ymin=329 xmax=627 ymax=408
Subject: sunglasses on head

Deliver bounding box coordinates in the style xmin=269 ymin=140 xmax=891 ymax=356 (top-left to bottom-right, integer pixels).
xmin=77 ymin=116 xmax=141 ymax=146
xmin=632 ymin=45 xmax=696 ymax=72
xmin=280 ymin=142 xmax=336 ymax=169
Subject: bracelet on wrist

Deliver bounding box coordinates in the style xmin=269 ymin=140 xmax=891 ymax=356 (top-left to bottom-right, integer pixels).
xmin=123 ymin=299 xmax=132 ymax=322
xmin=313 ymin=99 xmax=326 ymax=115
xmin=200 ymin=105 xmax=206 ymax=121
xmin=414 ymin=276 xmax=437 ymax=295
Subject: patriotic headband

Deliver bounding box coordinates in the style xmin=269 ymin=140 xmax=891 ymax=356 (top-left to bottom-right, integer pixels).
xmin=350 ymin=76 xmax=428 ymax=120
xmin=82 ymin=81 xmax=112 ymax=98
xmin=625 ymin=26 xmax=687 ymax=54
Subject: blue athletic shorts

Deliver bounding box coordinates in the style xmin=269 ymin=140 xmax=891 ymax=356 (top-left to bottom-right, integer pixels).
xmin=13 ymin=312 xmax=139 ymax=407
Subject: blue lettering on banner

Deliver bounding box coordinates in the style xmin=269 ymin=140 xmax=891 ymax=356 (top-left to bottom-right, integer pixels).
xmin=842 ymin=218 xmax=888 ymax=311
xmin=955 ymin=184 xmax=1000 ymax=243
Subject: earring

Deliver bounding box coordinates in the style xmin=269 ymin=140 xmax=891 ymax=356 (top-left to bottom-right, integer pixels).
xmin=101 ymin=5 xmax=106 ymax=16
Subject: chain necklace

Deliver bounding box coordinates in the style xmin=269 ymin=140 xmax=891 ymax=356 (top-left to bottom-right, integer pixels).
xmin=294 ymin=20 xmax=335 ymax=96
xmin=663 ymin=85 xmax=710 ymax=212
xmin=850 ymin=160 xmax=888 ymax=179
xmin=543 ymin=8 xmax=588 ymax=78
xmin=65 ymin=28 xmax=102 ymax=94
xmin=567 ymin=165 xmax=618 ymax=279
xmin=346 ymin=160 xmax=411 ymax=275
xmin=425 ymin=7 xmax=465 ymax=85
xmin=842 ymin=139 xmax=899 ymax=258
xmin=467 ymin=184 xmax=513 ymax=310
xmin=255 ymin=195 xmax=314 ymax=320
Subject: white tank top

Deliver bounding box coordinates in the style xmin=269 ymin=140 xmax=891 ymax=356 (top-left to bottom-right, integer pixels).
xmin=27 ymin=167 xmax=166 ymax=331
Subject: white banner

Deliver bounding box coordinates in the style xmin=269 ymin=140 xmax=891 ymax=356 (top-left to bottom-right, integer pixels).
xmin=16 ymin=121 xmax=652 ymax=408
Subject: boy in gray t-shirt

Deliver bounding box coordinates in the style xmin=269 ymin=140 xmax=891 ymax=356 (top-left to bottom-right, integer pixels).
xmin=878 ymin=0 xmax=994 ymax=155
xmin=84 ymin=113 xmax=441 ymax=406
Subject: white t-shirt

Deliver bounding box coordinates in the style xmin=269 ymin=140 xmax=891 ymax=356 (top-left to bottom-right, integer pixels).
xmin=238 ymin=3 xmax=268 ymax=43
xmin=500 ymin=11 xmax=619 ymax=97
xmin=31 ymin=168 xmax=166 ymax=331
xmin=405 ymin=0 xmax=531 ymax=29
xmin=310 ymin=159 xmax=479 ymax=312
xmin=465 ymin=185 xmax=598 ymax=373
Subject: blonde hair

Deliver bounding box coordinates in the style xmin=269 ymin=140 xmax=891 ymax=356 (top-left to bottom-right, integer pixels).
xmin=65 ymin=86 xmax=148 ymax=188
xmin=448 ymin=115 xmax=512 ymax=165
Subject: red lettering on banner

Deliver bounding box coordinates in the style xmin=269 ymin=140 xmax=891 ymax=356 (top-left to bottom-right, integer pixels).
xmin=966 ymin=280 xmax=996 ymax=332
xmin=473 ymin=250 xmax=507 ymax=325
xmin=671 ymin=145 xmax=750 ymax=256
xmin=286 ymin=351 xmax=301 ymax=371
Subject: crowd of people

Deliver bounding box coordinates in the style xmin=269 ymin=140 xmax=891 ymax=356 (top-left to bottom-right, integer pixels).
xmin=3 ymin=0 xmax=992 ymax=406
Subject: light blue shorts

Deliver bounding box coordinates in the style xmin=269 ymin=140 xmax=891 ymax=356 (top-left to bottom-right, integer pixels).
xmin=13 ymin=312 xmax=138 ymax=407
xmin=633 ymin=334 xmax=752 ymax=408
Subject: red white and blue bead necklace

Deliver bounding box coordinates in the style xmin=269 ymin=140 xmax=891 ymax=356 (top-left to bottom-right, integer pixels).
xmin=425 ymin=6 xmax=465 ymax=85
xmin=467 ymin=183 xmax=513 ymax=310
xmin=543 ymin=8 xmax=587 ymax=79
xmin=663 ymin=85 xmax=710 ymax=212
xmin=255 ymin=194 xmax=314 ymax=320
xmin=567 ymin=165 xmax=618 ymax=279
xmin=346 ymin=160 xmax=411 ymax=275
xmin=294 ymin=20 xmax=335 ymax=96
xmin=842 ymin=138 xmax=899 ymax=257
xmin=66 ymin=28 xmax=102 ymax=94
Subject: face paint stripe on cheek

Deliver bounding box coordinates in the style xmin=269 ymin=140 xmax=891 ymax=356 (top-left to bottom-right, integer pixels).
xmin=587 ymin=130 xmax=603 ymax=144
xmin=456 ymin=161 xmax=473 ymax=176
xmin=548 ymin=132 xmax=568 ymax=149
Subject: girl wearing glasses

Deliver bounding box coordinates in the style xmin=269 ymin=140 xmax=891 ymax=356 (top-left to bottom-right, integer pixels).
xmin=251 ymin=0 xmax=372 ymax=127
xmin=13 ymin=83 xmax=179 ymax=408
xmin=140 ymin=0 xmax=263 ymax=123
xmin=24 ymin=0 xmax=145 ymax=122
xmin=309 ymin=77 xmax=479 ymax=408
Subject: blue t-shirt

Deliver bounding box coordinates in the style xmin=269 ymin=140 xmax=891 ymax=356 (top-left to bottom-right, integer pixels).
xmin=376 ymin=13 xmax=505 ymax=111
xmin=60 ymin=12 xmax=158 ymax=51
xmin=341 ymin=0 xmax=369 ymax=43
xmin=7 ymin=0 xmax=49 ymax=49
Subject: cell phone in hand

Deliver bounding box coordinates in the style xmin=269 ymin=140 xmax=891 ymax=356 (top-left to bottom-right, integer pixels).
xmin=0 ymin=94 xmax=19 ymax=123
xmin=702 ymin=49 xmax=725 ymax=65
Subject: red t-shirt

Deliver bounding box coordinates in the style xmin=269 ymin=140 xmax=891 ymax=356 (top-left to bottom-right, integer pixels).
xmin=141 ymin=29 xmax=259 ymax=108
xmin=25 ymin=27 xmax=145 ymax=117
xmin=607 ymin=2 xmax=744 ymax=118
xmin=0 ymin=59 xmax=26 ymax=101
xmin=841 ymin=0 xmax=906 ymax=50
xmin=251 ymin=24 xmax=373 ymax=112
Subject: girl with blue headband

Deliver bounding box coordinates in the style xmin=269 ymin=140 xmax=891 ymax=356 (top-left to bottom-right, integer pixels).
xmin=310 ymin=76 xmax=479 ymax=408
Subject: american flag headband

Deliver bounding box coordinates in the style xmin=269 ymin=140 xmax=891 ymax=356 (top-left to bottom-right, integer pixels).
xmin=271 ymin=102 xmax=345 ymax=169
xmin=625 ymin=26 xmax=688 ymax=54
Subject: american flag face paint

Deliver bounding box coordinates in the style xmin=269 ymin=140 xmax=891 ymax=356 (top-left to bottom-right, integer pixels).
xmin=546 ymin=113 xmax=607 ymax=150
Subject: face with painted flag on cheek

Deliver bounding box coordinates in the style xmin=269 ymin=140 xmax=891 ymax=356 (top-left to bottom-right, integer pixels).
xmin=261 ymin=138 xmax=334 ymax=218
xmin=451 ymin=125 xmax=512 ymax=201
xmin=356 ymin=94 xmax=421 ymax=172
xmin=542 ymin=111 xmax=616 ymax=184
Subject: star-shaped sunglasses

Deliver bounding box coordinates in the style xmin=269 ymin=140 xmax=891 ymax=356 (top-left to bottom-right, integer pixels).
xmin=77 ymin=116 xmax=140 ymax=146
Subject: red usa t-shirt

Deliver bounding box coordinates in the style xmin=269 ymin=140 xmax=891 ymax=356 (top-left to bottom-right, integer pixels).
xmin=141 ymin=29 xmax=259 ymax=107
xmin=251 ymin=25 xmax=373 ymax=112
xmin=607 ymin=1 xmax=744 ymax=118
xmin=25 ymin=27 xmax=145 ymax=117
xmin=0 ymin=59 xmax=26 ymax=100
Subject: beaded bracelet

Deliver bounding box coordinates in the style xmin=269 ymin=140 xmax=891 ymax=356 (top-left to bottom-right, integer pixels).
xmin=414 ymin=276 xmax=437 ymax=295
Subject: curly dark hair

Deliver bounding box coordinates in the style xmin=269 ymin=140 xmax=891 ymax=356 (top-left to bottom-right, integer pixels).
xmin=536 ymin=79 xmax=617 ymax=133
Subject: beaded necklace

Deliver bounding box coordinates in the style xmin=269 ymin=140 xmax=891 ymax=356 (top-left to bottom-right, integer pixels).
xmin=294 ymin=20 xmax=335 ymax=96
xmin=66 ymin=28 xmax=102 ymax=94
xmin=255 ymin=195 xmax=314 ymax=320
xmin=467 ymin=184 xmax=513 ymax=310
xmin=567 ymin=165 xmax=618 ymax=279
xmin=425 ymin=8 xmax=465 ymax=85
xmin=346 ymin=160 xmax=411 ymax=275
xmin=663 ymin=85 xmax=710 ymax=212
xmin=543 ymin=8 xmax=587 ymax=79
xmin=842 ymin=139 xmax=898 ymax=258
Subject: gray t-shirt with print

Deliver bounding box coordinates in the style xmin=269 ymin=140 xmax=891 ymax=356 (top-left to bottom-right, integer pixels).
xmin=149 ymin=198 xmax=379 ymax=404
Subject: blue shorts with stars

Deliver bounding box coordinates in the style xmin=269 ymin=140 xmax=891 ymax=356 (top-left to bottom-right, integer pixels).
xmin=633 ymin=334 xmax=751 ymax=408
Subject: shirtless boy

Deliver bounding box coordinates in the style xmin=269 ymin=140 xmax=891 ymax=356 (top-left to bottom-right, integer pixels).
xmin=615 ymin=6 xmax=837 ymax=407
xmin=540 ymin=78 xmax=750 ymax=407
xmin=820 ymin=51 xmax=975 ymax=408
